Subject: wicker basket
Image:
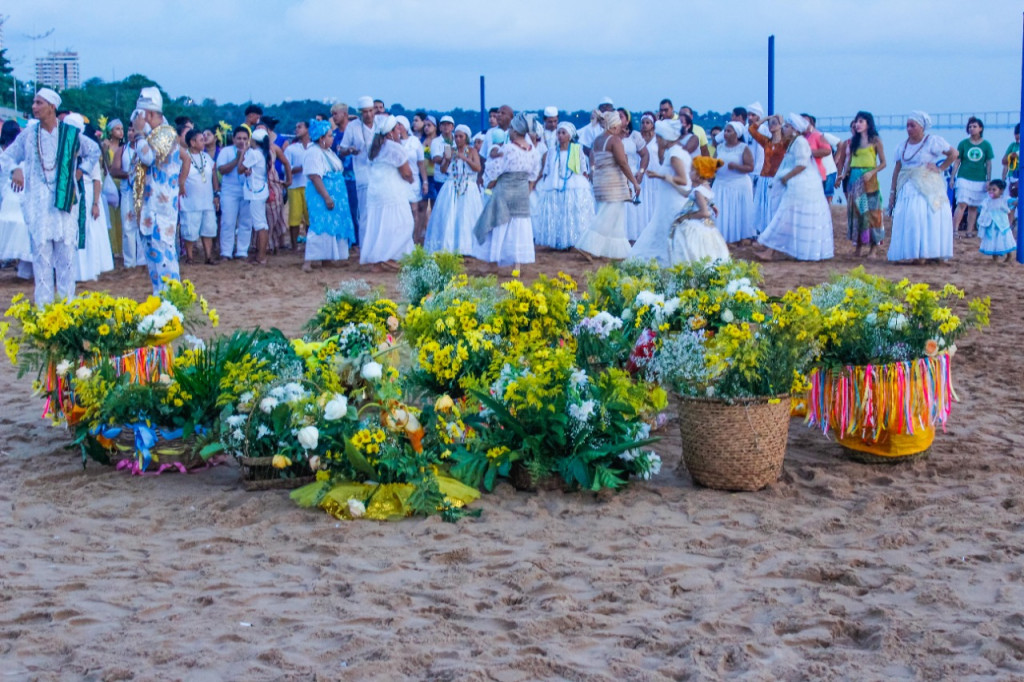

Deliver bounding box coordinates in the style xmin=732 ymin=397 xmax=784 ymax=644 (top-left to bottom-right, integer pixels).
xmin=238 ymin=456 xmax=316 ymax=491
xmin=508 ymin=462 xmax=566 ymax=493
xmin=109 ymin=427 xmax=204 ymax=472
xmin=676 ymin=394 xmax=791 ymax=491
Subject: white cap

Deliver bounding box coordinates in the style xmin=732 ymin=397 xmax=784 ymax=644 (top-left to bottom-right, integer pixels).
xmin=599 ymin=96 xmax=614 ymax=106
xmin=36 ymin=88 xmax=61 ymax=108
xmin=439 ymin=115 xmax=454 ymax=125
xmin=356 ymin=95 xmax=374 ymax=110
xmin=63 ymin=113 xmax=85 ymax=131
xmin=136 ymin=86 xmax=163 ymax=113
xmin=747 ymin=101 xmax=765 ymax=117
xmin=543 ymin=106 xmax=558 ymax=118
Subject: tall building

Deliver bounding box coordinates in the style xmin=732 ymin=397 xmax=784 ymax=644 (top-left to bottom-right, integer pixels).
xmin=35 ymin=50 xmax=80 ymax=90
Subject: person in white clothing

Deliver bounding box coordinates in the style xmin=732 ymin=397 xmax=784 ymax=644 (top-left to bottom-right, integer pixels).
xmin=541 ymin=106 xmax=559 ymax=152
xmin=180 ymin=129 xmax=219 ymax=264
xmin=360 ymin=115 xmax=415 ymax=268
xmin=217 ymin=126 xmax=253 ymax=259
xmin=425 ymin=124 xmax=483 ymax=255
xmin=338 ymin=96 xmax=376 ymax=239
xmin=714 ymin=122 xmax=756 ymax=243
xmin=394 ymin=115 xmax=429 ymax=244
xmin=534 ymin=121 xmax=593 ymax=250
xmin=109 ymin=119 xmax=145 ymax=268
xmin=66 ymin=114 xmax=113 ymax=282
xmin=241 ymin=128 xmax=272 ymax=264
xmin=0 ymin=121 xmax=32 ymax=280
xmin=578 ymin=97 xmax=615 ymax=152
xmin=431 ymin=115 xmax=456 ymax=190
xmin=629 ymin=119 xmax=693 ymax=266
xmin=284 ymin=121 xmax=312 ymax=249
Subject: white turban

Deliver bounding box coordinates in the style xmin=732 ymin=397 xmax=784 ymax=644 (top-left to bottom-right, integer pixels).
xmin=374 ymin=114 xmax=397 ymax=136
xmin=251 ymin=128 xmax=268 ymax=143
xmin=543 ymin=106 xmax=558 ymax=118
xmin=747 ymin=101 xmax=765 ymax=118
xmin=654 ymin=119 xmax=682 ymax=141
xmin=908 ymin=110 xmax=931 ymax=130
xmin=136 ymin=86 xmax=163 ymax=113
xmin=63 ymin=113 xmax=85 ymax=131
xmin=36 ymin=88 xmax=61 ymax=109
xmin=394 ymin=115 xmax=411 ymax=132
xmin=726 ymin=121 xmax=746 ymax=139
xmin=786 ymin=113 xmax=809 ymax=134
xmin=454 ymin=124 xmax=472 ymax=139
xmin=601 ymin=110 xmax=621 ymax=131
xmin=510 ymin=112 xmax=531 ymax=136
xmin=556 ymin=121 xmax=577 ymax=139
xmin=357 ymin=95 xmax=374 ymax=110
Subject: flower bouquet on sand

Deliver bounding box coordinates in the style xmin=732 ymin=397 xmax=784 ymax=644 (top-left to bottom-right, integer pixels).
xmin=807 ymin=268 xmax=990 ymax=462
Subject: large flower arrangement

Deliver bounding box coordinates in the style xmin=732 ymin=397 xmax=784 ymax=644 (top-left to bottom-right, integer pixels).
xmin=398 ymin=246 xmax=465 ymax=306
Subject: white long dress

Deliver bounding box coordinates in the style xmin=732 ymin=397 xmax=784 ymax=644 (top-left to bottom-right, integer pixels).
xmin=360 ymin=140 xmax=415 ymax=264
xmin=473 ymin=141 xmax=540 ymax=266
xmin=534 ymin=143 xmax=594 ymax=249
xmin=713 ymin=143 xmax=756 ymax=242
xmin=628 ymin=145 xmax=692 ymax=266
xmin=669 ymin=185 xmax=731 ymax=265
xmin=0 ymin=162 xmax=32 ymax=265
xmin=635 ymin=136 xmax=658 ymax=235
xmin=622 ymin=131 xmax=647 ymax=240
xmin=887 ymin=135 xmax=954 ymax=261
xmin=757 ymin=136 xmax=833 ymax=261
xmin=424 ymin=155 xmax=483 ymax=255
xmin=75 ymin=163 xmax=115 ymax=281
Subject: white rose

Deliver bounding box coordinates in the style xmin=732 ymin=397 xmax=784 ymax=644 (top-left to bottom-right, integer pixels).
xmin=721 ymin=309 xmax=735 ymax=324
xmin=158 ymin=373 xmax=172 ymax=385
xmin=324 ymin=395 xmax=348 ymax=421
xmin=55 ymin=360 xmax=72 ymax=377
xmin=75 ymin=366 xmax=92 ymax=381
xmin=259 ymin=397 xmax=279 ymax=414
xmin=297 ymin=425 xmax=319 ymax=450
xmin=361 ymin=361 xmax=383 ymax=381
xmin=347 ymin=498 xmax=366 ymax=518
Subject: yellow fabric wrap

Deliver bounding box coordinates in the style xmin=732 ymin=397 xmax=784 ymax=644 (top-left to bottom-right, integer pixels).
xmin=317 ymin=476 xmax=480 ymax=521
xmin=837 ymin=425 xmax=934 ymax=458
xmin=790 ymin=396 xmax=807 ymax=418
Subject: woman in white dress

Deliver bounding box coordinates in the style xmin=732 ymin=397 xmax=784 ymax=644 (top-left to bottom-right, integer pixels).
xmin=755 ymin=114 xmax=834 ymax=261
xmin=395 ymin=116 xmax=429 ymax=244
xmin=472 ymin=112 xmax=540 ymax=269
xmin=887 ymin=111 xmax=959 ymax=263
xmin=303 ymin=119 xmax=355 ymax=271
xmin=68 ymin=116 xmax=114 ymax=282
xmin=618 ymin=109 xmax=650 ymax=241
xmin=360 ymin=115 xmax=415 ymax=268
xmin=534 ymin=122 xmax=593 ymax=250
xmin=0 ymin=121 xmax=32 ymax=279
xmin=425 ymin=124 xmax=483 ymax=255
xmin=636 ymin=113 xmax=658 ymax=231
xmin=713 ymin=122 xmax=756 ymax=243
xmin=670 ymin=156 xmax=730 ymax=265
xmin=575 ymin=111 xmax=640 ymax=259
xmin=240 ymin=129 xmax=271 ymax=264
xmin=628 ymin=119 xmax=693 ymax=266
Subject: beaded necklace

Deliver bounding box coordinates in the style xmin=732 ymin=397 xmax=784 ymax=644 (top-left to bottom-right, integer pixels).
xmin=36 ymin=123 xmax=58 ymax=187
xmin=187 ymin=150 xmax=207 ymax=182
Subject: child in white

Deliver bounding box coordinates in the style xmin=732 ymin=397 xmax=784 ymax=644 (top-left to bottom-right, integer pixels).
xmin=242 ymin=129 xmax=271 ymax=264
xmin=978 ymin=179 xmax=1016 ymax=263
xmin=669 ymin=157 xmax=731 ymax=265
xmin=180 ymin=129 xmax=219 ymax=264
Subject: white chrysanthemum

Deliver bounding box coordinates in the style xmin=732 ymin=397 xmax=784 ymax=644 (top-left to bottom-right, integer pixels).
xmin=259 ymin=397 xmax=279 ymax=414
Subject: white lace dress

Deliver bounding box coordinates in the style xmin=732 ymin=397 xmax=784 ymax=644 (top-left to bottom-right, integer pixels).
xmin=360 ymin=140 xmax=415 ymax=264
xmin=472 ymin=141 xmax=540 ymax=266
xmin=713 ymin=142 xmax=756 ymax=242
xmin=425 ymin=155 xmax=483 ymax=255
xmin=622 ymin=131 xmax=647 ymax=240
xmin=635 ymin=136 xmax=658 ymax=236
xmin=75 ymin=162 xmax=114 ymax=281
xmin=669 ymin=185 xmax=730 ymax=265
xmin=629 ymin=146 xmax=692 ymax=266
xmin=757 ymin=136 xmax=834 ymax=261
xmin=887 ymin=135 xmax=954 ymax=261
xmin=534 ymin=143 xmax=593 ymax=249
xmin=0 ymin=162 xmax=32 ymax=264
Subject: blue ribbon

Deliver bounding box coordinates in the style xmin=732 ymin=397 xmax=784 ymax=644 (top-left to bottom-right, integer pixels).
xmin=132 ymin=422 xmax=159 ymax=472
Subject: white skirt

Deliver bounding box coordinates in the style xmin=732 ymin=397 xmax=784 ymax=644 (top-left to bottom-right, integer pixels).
xmin=888 ymin=183 xmax=953 ymax=261
xmin=360 ymin=201 xmax=414 ymax=264
xmin=979 ymin=223 xmax=1016 ymax=256
xmin=634 ymin=177 xmax=657 ymax=239
xmin=575 ymin=201 xmax=631 ymax=259
xmin=753 ymin=176 xmax=782 ymax=234
xmin=624 ymin=197 xmax=646 ymax=241
xmin=473 ymin=217 xmax=535 ymax=266
xmin=75 ymin=187 xmax=115 ymax=281
xmin=669 ymin=220 xmax=731 ymax=265
xmin=955 ymin=177 xmax=987 ymax=207
xmin=304 ymin=232 xmax=349 ymax=262
xmin=425 ymin=181 xmax=483 ymax=255
xmin=534 ymin=187 xmax=594 ymax=250
xmin=714 ymin=177 xmax=757 ymax=242
xmin=758 ymin=180 xmax=834 ymax=261
xmin=0 ymin=194 xmax=31 ymax=262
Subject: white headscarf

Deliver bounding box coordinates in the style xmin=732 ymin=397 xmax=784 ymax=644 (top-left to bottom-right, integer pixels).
xmin=908 ymin=110 xmax=931 ymax=130
xmin=654 ymin=119 xmax=682 ymax=141
xmin=786 ymin=113 xmax=809 ymax=134
xmin=747 ymin=101 xmax=765 ymax=118
xmin=556 ymin=121 xmax=577 ymax=139
xmin=454 ymin=124 xmax=472 ymax=139
xmin=374 ymin=114 xmax=397 ymax=136
xmin=726 ymin=121 xmax=746 ymax=140
xmin=394 ymin=115 xmax=411 ymax=133
xmin=601 ymin=110 xmax=621 ymax=131
xmin=36 ymin=88 xmax=61 ymax=108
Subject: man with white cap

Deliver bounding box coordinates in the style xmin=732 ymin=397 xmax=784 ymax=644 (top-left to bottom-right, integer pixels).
xmin=1 ymin=88 xmax=99 ymax=305
xmin=746 ymin=101 xmax=767 ymax=185
xmin=431 ymin=115 xmax=456 ymax=192
xmin=129 ymin=86 xmax=183 ymax=293
xmin=578 ymin=97 xmax=615 ymax=152
xmin=542 ymin=106 xmax=559 ymax=151
xmin=338 ymin=96 xmax=376 ymax=239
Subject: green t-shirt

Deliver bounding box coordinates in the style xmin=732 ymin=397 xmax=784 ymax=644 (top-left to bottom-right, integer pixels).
xmin=956 ymin=138 xmax=994 ymax=182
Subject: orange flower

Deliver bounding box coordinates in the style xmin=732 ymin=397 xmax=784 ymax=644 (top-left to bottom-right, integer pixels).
xmin=924 ymin=339 xmax=939 ymax=357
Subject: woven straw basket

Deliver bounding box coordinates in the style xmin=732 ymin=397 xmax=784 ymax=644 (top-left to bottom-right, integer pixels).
xmin=676 ymin=394 xmax=791 ymax=491
xmin=238 ymin=456 xmax=316 ymax=491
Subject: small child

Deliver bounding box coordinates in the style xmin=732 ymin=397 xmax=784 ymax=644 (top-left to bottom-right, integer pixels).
xmin=978 ymin=179 xmax=1017 ymax=263
xmin=667 ymin=156 xmax=731 ymax=265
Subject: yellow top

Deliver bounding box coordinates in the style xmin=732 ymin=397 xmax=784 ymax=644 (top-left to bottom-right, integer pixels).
xmin=850 ymin=144 xmax=877 ymax=169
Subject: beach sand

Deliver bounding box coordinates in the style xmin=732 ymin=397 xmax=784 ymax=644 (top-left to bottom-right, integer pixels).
xmin=2 ymin=209 xmax=1023 ymax=681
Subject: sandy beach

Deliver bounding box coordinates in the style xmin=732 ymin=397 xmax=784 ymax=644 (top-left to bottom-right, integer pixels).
xmin=2 ymin=208 xmax=1023 ymax=681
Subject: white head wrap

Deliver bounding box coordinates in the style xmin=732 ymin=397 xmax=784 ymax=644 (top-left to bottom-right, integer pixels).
xmin=747 ymin=101 xmax=765 ymax=118
xmin=510 ymin=112 xmax=530 ymax=136
xmin=654 ymin=119 xmax=682 ymax=141
xmin=786 ymin=113 xmax=809 ymax=134
xmin=454 ymin=124 xmax=472 ymax=139
xmin=726 ymin=121 xmax=746 ymax=139
xmin=908 ymin=110 xmax=931 ymax=130
xmin=36 ymin=88 xmax=61 ymax=109
xmin=543 ymin=106 xmax=558 ymax=118
xmin=63 ymin=113 xmax=85 ymax=131
xmin=601 ymin=110 xmax=621 ymax=131
xmin=394 ymin=115 xmax=411 ymax=133
xmin=556 ymin=121 xmax=577 ymax=139
xmin=357 ymin=96 xmax=374 ymax=110
xmin=251 ymin=128 xmax=268 ymax=143
xmin=374 ymin=114 xmax=397 ymax=136
xmin=472 ymin=132 xmax=484 ymax=143
xmin=136 ymin=87 xmax=163 ymax=113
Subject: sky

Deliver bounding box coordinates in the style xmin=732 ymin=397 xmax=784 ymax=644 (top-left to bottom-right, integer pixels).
xmin=3 ymin=0 xmax=1024 ymax=121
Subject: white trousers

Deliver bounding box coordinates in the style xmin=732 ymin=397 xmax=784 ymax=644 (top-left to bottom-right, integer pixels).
xmin=120 ymin=193 xmax=145 ymax=267
xmin=33 ymin=239 xmax=76 ymax=306
xmin=219 ymin=192 xmax=252 ymax=259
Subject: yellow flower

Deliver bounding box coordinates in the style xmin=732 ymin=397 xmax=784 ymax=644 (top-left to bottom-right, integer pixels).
xmin=97 ymin=324 xmax=110 ymax=336
xmin=272 ymin=454 xmax=292 ymax=469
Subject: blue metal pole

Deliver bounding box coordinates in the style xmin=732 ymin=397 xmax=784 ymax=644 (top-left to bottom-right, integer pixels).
xmin=1018 ymin=14 xmax=1024 ymax=263
xmin=480 ymin=76 xmax=486 ymax=134
xmin=768 ymin=35 xmax=775 ymax=116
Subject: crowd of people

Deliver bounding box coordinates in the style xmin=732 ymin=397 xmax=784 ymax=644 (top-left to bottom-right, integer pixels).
xmin=0 ymin=88 xmax=1019 ymax=307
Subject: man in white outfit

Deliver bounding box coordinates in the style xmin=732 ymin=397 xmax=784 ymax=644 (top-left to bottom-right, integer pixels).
xmin=338 ymin=95 xmax=376 ymax=240
xmin=578 ymin=97 xmax=614 ymax=152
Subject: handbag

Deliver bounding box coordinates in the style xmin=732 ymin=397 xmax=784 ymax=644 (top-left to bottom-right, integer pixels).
xmin=101 ymin=172 xmax=120 ymax=207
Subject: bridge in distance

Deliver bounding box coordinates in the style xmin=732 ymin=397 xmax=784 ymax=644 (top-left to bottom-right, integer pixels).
xmin=815 ymin=111 xmax=1019 ymax=131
